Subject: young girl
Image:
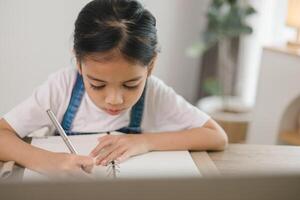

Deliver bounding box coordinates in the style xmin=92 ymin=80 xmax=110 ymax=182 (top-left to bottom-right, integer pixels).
xmin=0 ymin=0 xmax=227 ymax=177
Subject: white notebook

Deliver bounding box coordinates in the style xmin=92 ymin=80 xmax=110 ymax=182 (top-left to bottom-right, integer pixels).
xmin=23 ymin=133 xmax=201 ymax=181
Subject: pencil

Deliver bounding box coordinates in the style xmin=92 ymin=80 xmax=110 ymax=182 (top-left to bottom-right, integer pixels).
xmin=46 ymin=109 xmax=78 ymax=154
xmin=107 ymin=131 xmax=117 ymax=178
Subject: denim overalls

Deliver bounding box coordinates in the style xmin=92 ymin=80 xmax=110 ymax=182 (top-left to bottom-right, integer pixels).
xmin=60 ymin=73 xmax=145 ymax=135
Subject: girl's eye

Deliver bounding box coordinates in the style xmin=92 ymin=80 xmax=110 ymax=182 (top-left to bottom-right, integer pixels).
xmin=123 ymin=84 xmax=139 ymax=90
xmin=90 ymin=84 xmax=105 ymax=90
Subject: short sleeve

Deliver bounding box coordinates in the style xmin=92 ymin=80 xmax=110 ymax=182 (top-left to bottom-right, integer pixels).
xmin=143 ymin=76 xmax=210 ymax=132
xmin=3 ymin=68 xmax=74 ymax=138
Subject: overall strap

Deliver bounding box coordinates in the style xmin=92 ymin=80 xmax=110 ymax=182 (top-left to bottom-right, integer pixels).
xmin=117 ymin=84 xmax=146 ymax=134
xmin=61 ymin=73 xmax=85 ymax=132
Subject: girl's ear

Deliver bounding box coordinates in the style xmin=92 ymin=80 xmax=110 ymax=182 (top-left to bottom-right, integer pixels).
xmin=76 ymin=61 xmax=82 ymax=75
xmin=73 ymin=49 xmax=82 ymax=75
xmin=76 ymin=59 xmax=83 ymax=75
xmin=147 ymin=54 xmax=157 ymax=77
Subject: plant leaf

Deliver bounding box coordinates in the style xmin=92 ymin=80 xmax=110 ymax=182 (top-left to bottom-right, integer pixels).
xmin=203 ymin=78 xmax=221 ymax=96
xmin=186 ymin=41 xmax=206 ymax=57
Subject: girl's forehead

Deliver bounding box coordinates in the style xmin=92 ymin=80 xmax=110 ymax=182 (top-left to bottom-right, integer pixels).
xmin=83 ymin=50 xmax=140 ymax=65
xmin=84 ymin=51 xmax=122 ymax=63
xmin=81 ymin=54 xmax=147 ymax=81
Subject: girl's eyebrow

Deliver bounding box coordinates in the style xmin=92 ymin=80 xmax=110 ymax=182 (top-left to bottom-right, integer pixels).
xmin=123 ymin=76 xmax=143 ymax=83
xmin=87 ymin=75 xmax=106 ymax=82
xmin=87 ymin=74 xmax=143 ymax=83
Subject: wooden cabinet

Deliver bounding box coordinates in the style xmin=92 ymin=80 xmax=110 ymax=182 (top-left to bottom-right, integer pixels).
xmin=247 ymin=46 xmax=300 ymax=145
xmin=279 ymin=131 xmax=300 ymax=145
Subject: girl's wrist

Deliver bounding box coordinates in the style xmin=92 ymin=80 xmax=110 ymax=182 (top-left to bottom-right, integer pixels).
xmin=142 ymin=133 xmax=156 ymax=152
xmin=24 ymin=147 xmax=54 ymax=172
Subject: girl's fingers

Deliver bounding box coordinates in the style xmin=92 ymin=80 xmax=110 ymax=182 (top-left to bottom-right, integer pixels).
xmin=76 ymin=155 xmax=95 ymax=173
xmin=116 ymin=151 xmax=131 ymax=163
xmin=89 ymin=138 xmax=114 ymax=157
xmin=97 ymin=134 xmax=112 ymax=142
xmin=81 ymin=165 xmax=93 ymax=174
xmin=100 ymin=147 xmax=127 ymax=166
xmin=70 ymin=168 xmax=94 ymax=180
xmin=95 ymin=144 xmax=120 ymax=165
xmin=56 ymin=160 xmax=94 ymax=180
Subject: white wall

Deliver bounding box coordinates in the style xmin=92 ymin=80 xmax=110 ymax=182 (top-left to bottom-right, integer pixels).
xmin=0 ymin=0 xmax=90 ymax=116
xmin=142 ymin=0 xmax=209 ymax=103
xmin=0 ymin=0 xmax=209 ymax=116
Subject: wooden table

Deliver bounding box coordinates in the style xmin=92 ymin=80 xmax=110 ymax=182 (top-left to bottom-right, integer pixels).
xmin=205 ymin=144 xmax=300 ymax=176
xmin=2 ymin=144 xmax=300 ymax=181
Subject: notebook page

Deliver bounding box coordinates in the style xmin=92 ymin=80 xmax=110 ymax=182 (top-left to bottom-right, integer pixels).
xmin=118 ymin=151 xmax=201 ymax=178
xmin=23 ymin=133 xmax=201 ymax=181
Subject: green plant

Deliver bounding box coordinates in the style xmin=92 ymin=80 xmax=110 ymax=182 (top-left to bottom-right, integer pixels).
xmin=187 ymin=0 xmax=256 ymax=97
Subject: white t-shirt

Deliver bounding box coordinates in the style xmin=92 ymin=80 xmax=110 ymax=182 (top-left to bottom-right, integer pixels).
xmin=4 ymin=67 xmax=210 ymax=138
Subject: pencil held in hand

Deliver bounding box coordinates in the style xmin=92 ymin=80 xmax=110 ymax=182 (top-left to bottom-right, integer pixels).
xmin=46 ymin=109 xmax=94 ymax=175
xmin=46 ymin=109 xmax=78 ymax=154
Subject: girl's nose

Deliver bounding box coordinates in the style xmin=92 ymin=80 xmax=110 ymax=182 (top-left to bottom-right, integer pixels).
xmin=105 ymin=90 xmax=124 ymax=105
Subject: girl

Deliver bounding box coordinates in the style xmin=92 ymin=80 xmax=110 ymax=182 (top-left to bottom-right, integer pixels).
xmin=0 ymin=0 xmax=227 ymax=177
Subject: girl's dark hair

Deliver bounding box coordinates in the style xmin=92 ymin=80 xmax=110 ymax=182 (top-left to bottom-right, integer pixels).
xmin=74 ymin=0 xmax=158 ymax=66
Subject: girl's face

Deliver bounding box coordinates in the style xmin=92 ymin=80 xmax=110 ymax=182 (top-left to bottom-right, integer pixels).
xmin=78 ymin=54 xmax=152 ymax=116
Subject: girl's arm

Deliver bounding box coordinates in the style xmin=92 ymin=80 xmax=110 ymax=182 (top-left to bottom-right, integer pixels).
xmin=144 ymin=119 xmax=228 ymax=151
xmin=91 ymin=119 xmax=228 ymax=166
xmin=0 ymin=118 xmax=94 ymax=177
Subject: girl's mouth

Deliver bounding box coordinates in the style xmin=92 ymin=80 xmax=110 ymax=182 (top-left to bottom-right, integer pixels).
xmin=104 ymin=108 xmax=124 ymax=115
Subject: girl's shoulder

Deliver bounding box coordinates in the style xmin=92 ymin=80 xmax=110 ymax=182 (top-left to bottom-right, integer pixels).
xmin=147 ymin=75 xmax=168 ymax=91
xmin=43 ymin=67 xmax=78 ymax=94
xmin=146 ymin=75 xmax=182 ymax=110
xmin=147 ymin=75 xmax=175 ymax=98
xmin=37 ymin=67 xmax=78 ymax=107
xmin=48 ymin=67 xmax=77 ymax=86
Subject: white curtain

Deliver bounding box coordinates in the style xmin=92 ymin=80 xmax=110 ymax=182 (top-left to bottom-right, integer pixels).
xmin=236 ymin=0 xmax=295 ymax=107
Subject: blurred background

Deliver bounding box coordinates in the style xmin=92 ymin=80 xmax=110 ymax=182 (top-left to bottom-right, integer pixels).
xmin=1 ymin=0 xmax=300 ymax=145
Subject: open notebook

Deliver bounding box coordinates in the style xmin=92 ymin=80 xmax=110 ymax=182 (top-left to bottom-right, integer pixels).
xmin=23 ymin=133 xmax=201 ymax=181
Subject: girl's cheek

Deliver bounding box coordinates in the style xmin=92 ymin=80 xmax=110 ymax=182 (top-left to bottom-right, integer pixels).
xmin=130 ymin=91 xmax=143 ymax=105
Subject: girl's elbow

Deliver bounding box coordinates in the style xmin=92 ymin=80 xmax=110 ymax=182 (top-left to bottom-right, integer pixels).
xmin=214 ymin=130 xmax=228 ymax=151
xmin=203 ymin=119 xmax=228 ymax=150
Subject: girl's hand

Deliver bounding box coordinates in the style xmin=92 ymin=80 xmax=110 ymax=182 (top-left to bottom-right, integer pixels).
xmin=89 ymin=134 xmax=150 ymax=166
xmin=35 ymin=152 xmax=94 ymax=179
